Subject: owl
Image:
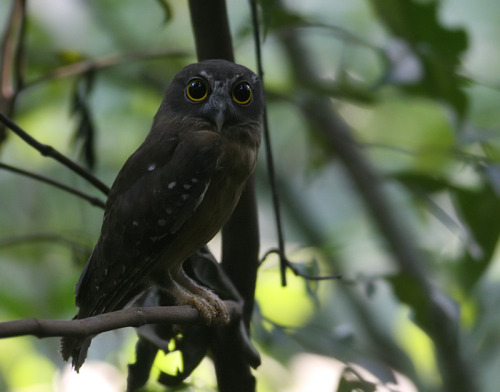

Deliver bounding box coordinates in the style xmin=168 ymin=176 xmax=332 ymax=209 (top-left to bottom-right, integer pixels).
xmin=61 ymin=59 xmax=263 ymax=371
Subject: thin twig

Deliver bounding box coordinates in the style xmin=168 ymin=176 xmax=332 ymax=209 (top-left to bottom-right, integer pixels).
xmin=0 ymin=112 xmax=110 ymax=195
xmin=0 ymin=232 xmax=89 ymax=255
xmin=0 ymin=162 xmax=106 ymax=208
xmin=0 ymin=301 xmax=241 ymax=339
xmin=25 ymin=48 xmax=188 ymax=89
xmin=260 ymin=248 xmax=341 ymax=281
xmin=249 ymin=0 xmax=289 ymax=286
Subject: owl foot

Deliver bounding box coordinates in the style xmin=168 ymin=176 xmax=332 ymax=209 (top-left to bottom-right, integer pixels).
xmin=185 ymin=287 xmax=229 ymax=326
xmin=168 ymin=270 xmax=229 ymax=326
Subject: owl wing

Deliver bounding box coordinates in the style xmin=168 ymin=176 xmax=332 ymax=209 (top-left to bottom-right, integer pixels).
xmin=75 ymin=129 xmax=222 ymax=317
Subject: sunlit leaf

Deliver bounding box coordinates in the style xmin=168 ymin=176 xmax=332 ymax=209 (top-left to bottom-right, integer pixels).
xmin=127 ymin=337 xmax=159 ymax=391
xmin=56 ymin=50 xmax=86 ymax=65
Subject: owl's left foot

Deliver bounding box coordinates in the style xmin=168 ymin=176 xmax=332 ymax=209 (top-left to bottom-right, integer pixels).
xmin=168 ymin=270 xmax=230 ymax=326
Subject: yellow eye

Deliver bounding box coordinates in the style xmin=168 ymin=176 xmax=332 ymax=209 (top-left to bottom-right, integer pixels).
xmin=232 ymin=82 xmax=252 ymax=105
xmin=186 ymin=79 xmax=208 ymax=102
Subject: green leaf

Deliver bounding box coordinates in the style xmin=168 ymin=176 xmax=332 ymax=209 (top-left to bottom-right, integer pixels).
xmin=257 ymin=0 xmax=307 ymax=38
xmin=154 ymin=0 xmax=172 ymax=24
xmin=56 ymin=50 xmax=86 ymax=65
xmin=127 ymin=337 xmax=159 ymax=391
xmin=372 ymin=0 xmax=468 ymax=116
xmin=453 ymin=184 xmax=500 ymax=290
xmin=393 ymin=171 xmax=500 ymax=291
xmin=337 ymin=366 xmax=377 ymax=392
xmin=484 ymin=164 xmax=500 ymax=196
xmin=387 ymin=273 xmax=431 ymax=330
xmin=392 ymin=171 xmax=450 ymax=194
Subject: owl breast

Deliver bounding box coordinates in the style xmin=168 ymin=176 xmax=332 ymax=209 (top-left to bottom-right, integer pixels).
xmin=153 ymin=129 xmax=258 ymax=275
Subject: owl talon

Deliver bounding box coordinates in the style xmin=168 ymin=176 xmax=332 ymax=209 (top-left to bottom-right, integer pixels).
xmin=166 ymin=270 xmax=230 ymax=326
xmin=185 ymin=296 xmax=215 ymax=323
xmin=202 ymin=293 xmax=230 ymax=326
xmin=187 ymin=288 xmax=229 ymax=326
xmin=180 ymin=291 xmax=229 ymax=326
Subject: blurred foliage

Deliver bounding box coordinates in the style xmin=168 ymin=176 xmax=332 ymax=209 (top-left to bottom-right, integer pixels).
xmin=1 ymin=0 xmax=500 ymax=391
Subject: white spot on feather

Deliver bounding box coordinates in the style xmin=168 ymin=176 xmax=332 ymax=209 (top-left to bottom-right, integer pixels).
xmin=183 ymin=184 xmax=192 ymax=190
xmin=168 ymin=181 xmax=176 ymax=189
xmin=147 ymin=163 xmax=156 ymax=171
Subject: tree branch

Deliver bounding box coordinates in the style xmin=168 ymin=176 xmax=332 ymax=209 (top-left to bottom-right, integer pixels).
xmin=0 ymin=0 xmax=27 ymax=144
xmin=25 ymin=48 xmax=188 ymax=89
xmin=0 ymin=233 xmax=90 ymax=259
xmin=188 ymin=0 xmax=234 ymax=62
xmin=188 ymin=1 xmax=260 ymax=391
xmin=0 ymin=301 xmax=241 ymax=339
xmin=0 ymin=162 xmax=106 ymax=208
xmin=260 ymin=248 xmax=341 ymax=281
xmin=0 ymin=0 xmax=26 ymax=95
xmin=0 ymin=112 xmax=110 ymax=195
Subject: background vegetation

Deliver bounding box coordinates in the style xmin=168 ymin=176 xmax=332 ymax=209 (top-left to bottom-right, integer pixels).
xmin=1 ymin=0 xmax=500 ymax=391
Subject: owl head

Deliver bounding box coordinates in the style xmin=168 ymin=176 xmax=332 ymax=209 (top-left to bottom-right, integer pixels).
xmin=157 ymin=60 xmax=264 ymax=139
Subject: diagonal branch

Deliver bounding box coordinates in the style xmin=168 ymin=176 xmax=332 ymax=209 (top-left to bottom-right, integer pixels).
xmin=0 ymin=233 xmax=89 ymax=256
xmin=0 ymin=0 xmax=27 ymax=144
xmin=0 ymin=301 xmax=241 ymax=339
xmin=0 ymin=0 xmax=26 ymax=96
xmin=0 ymin=162 xmax=106 ymax=208
xmin=0 ymin=112 xmax=110 ymax=195
xmin=25 ymin=48 xmax=188 ymax=89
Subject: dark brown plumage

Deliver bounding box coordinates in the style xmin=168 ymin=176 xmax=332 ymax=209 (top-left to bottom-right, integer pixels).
xmin=61 ymin=60 xmax=263 ymax=371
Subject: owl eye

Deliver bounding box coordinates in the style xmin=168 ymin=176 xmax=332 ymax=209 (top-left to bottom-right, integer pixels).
xmin=232 ymin=82 xmax=252 ymax=105
xmin=186 ymin=79 xmax=208 ymax=102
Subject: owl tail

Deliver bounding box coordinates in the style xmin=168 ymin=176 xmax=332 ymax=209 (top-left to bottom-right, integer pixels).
xmin=60 ymin=333 xmax=92 ymax=373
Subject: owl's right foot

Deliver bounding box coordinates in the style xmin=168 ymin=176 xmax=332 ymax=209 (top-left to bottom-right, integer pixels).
xmin=166 ymin=270 xmax=230 ymax=326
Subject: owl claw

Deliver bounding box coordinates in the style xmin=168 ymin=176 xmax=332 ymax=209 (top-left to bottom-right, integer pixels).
xmin=203 ymin=292 xmax=230 ymax=325
xmin=167 ymin=270 xmax=230 ymax=326
xmin=185 ymin=287 xmax=229 ymax=326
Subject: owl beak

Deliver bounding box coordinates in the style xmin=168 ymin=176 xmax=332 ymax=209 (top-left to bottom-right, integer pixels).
xmin=208 ymin=94 xmax=227 ymax=133
xmin=213 ymin=109 xmax=225 ymax=133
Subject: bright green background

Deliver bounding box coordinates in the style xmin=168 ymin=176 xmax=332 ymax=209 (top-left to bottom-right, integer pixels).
xmin=1 ymin=0 xmax=500 ymax=391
